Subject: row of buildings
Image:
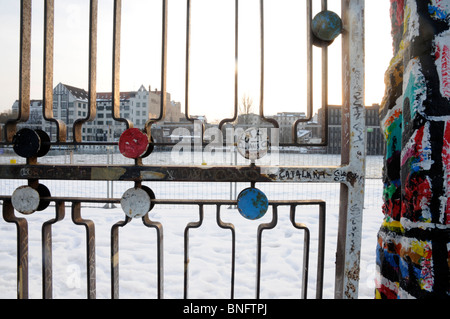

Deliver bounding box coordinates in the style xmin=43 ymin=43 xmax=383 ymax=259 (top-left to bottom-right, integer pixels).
xmin=7 ymin=83 xmax=384 ymax=155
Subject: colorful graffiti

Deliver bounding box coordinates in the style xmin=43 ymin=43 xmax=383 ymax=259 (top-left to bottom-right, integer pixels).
xmin=377 ymin=0 xmax=450 ymax=298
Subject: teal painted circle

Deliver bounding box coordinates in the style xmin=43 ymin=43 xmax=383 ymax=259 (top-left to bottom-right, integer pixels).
xmin=311 ymin=10 xmax=342 ymax=42
xmin=237 ymin=188 xmax=268 ymax=220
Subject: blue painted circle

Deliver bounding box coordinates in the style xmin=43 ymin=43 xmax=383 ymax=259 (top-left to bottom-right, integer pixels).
xmin=311 ymin=10 xmax=342 ymax=42
xmin=237 ymin=187 xmax=269 ymax=220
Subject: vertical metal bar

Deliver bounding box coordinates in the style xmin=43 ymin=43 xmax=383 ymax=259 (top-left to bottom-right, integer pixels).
xmin=71 ymin=202 xmax=96 ymax=299
xmin=2 ymin=200 xmax=29 ymax=299
xmin=184 ymin=0 xmax=191 ymax=123
xmin=292 ymin=0 xmax=328 ymax=146
xmin=335 ymin=0 xmax=365 ymax=299
xmin=142 ymin=214 xmax=164 ymax=299
xmin=289 ymin=205 xmax=310 ymax=299
xmin=256 ymin=205 xmax=278 ymax=299
xmin=316 ymin=202 xmax=326 ymax=299
xmin=183 ymin=204 xmax=204 ymax=299
xmin=183 ymin=0 xmax=205 ymax=142
xmin=110 ymin=216 xmax=131 ymax=299
xmin=42 ymin=201 xmax=65 ymax=299
xmin=5 ymin=0 xmax=32 ymax=142
xmin=73 ymin=0 xmax=97 ymax=143
xmin=219 ymin=0 xmax=239 ymax=130
xmin=43 ymin=0 xmax=66 ymax=142
xmin=215 ymin=204 xmax=235 ymax=299
xmin=146 ymin=0 xmax=168 ymax=132
xmin=111 ymin=0 xmax=132 ymax=130
xmin=258 ymin=0 xmax=279 ymax=129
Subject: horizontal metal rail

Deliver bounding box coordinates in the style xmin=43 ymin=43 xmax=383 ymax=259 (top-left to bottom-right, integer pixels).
xmin=0 ymin=163 xmax=362 ymax=186
xmin=1 ymin=197 xmax=325 ymax=299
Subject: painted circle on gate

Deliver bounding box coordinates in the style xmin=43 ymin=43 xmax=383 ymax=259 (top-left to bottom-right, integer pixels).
xmin=13 ymin=128 xmax=41 ymax=158
xmin=237 ymin=127 xmax=269 ymax=160
xmin=120 ymin=187 xmax=152 ymax=219
xmin=311 ymin=10 xmax=342 ymax=42
xmin=11 ymin=185 xmax=40 ymax=215
xmin=119 ymin=128 xmax=149 ymax=159
xmin=237 ymin=187 xmax=269 ymax=220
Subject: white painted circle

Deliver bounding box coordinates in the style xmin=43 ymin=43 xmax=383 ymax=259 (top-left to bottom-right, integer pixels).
xmin=11 ymin=186 xmax=40 ymax=215
xmin=237 ymin=127 xmax=269 ymax=160
xmin=120 ymin=187 xmax=151 ymax=219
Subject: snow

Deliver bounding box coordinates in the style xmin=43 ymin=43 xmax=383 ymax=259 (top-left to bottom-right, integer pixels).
xmin=0 ymin=152 xmax=384 ymax=299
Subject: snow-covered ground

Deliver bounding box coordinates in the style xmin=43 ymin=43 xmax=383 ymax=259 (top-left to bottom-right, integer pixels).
xmin=0 ymin=152 xmax=384 ymax=299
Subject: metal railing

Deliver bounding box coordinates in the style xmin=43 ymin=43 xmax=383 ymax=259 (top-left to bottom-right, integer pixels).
xmin=0 ymin=0 xmax=365 ymax=299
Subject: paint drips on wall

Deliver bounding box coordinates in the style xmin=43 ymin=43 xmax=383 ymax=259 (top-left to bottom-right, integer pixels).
xmin=377 ymin=0 xmax=450 ymax=298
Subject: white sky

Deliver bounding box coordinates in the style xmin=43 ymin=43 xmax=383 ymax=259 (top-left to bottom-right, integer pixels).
xmin=0 ymin=0 xmax=392 ymax=122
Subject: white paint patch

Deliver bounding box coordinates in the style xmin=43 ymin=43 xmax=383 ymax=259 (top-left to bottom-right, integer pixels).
xmin=120 ymin=187 xmax=151 ymax=219
xmin=11 ymin=186 xmax=40 ymax=215
xmin=404 ymin=0 xmax=420 ymax=43
xmin=433 ymin=29 xmax=450 ymax=99
xmin=403 ymin=58 xmax=427 ymax=117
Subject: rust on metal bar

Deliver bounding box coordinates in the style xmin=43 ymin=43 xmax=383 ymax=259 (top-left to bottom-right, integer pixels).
xmin=71 ymin=202 xmax=96 ymax=299
xmin=289 ymin=205 xmax=311 ymax=299
xmin=142 ymin=214 xmax=164 ymax=299
xmin=43 ymin=0 xmax=67 ymax=142
xmin=2 ymin=200 xmax=29 ymax=299
xmin=112 ymin=0 xmax=132 ymax=130
xmin=215 ymin=205 xmax=235 ymax=298
xmin=255 ymin=205 xmax=278 ymax=299
xmin=42 ymin=201 xmax=65 ymax=299
xmin=183 ymin=204 xmax=204 ymax=299
xmin=0 ymin=163 xmax=364 ymax=185
xmin=218 ymin=0 xmax=239 ymax=130
xmin=145 ymin=0 xmax=168 ymax=136
xmin=110 ymin=215 xmax=131 ymax=299
xmin=73 ymin=0 xmax=98 ymax=143
xmin=5 ymin=0 xmax=32 ymax=142
xmin=292 ymin=0 xmax=329 ymax=147
xmin=258 ymin=0 xmax=279 ymax=130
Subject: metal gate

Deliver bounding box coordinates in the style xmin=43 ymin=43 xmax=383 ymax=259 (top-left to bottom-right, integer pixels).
xmin=0 ymin=0 xmax=365 ymax=299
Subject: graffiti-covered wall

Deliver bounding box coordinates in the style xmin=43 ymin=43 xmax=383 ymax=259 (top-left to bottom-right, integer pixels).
xmin=377 ymin=0 xmax=450 ymax=298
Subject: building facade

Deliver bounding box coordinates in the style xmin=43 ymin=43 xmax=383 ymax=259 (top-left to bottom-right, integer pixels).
xmin=318 ymin=104 xmax=384 ymax=155
xmin=11 ymin=83 xmax=183 ymax=142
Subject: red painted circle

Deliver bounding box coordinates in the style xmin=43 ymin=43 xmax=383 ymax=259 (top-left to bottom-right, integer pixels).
xmin=119 ymin=128 xmax=149 ymax=159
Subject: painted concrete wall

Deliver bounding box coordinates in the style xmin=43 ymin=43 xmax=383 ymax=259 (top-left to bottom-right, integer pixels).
xmin=377 ymin=0 xmax=450 ymax=298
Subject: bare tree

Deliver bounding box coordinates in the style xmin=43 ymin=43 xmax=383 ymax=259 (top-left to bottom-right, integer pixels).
xmin=239 ymin=94 xmax=254 ymax=116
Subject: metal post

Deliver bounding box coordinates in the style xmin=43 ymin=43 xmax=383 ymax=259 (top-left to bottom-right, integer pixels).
xmin=335 ymin=0 xmax=365 ymax=299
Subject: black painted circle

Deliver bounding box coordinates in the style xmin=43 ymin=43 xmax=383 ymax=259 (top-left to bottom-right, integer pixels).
xmin=13 ymin=128 xmax=40 ymax=158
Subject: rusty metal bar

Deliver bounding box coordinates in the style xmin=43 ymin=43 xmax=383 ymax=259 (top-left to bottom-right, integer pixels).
xmin=215 ymin=204 xmax=235 ymax=298
xmin=73 ymin=0 xmax=97 ymax=143
xmin=255 ymin=205 xmax=278 ymax=299
xmin=71 ymin=202 xmax=96 ymax=299
xmin=43 ymin=0 xmax=67 ymax=142
xmin=110 ymin=215 xmax=130 ymax=299
xmin=142 ymin=214 xmax=164 ymax=299
xmin=183 ymin=204 xmax=204 ymax=299
xmin=2 ymin=200 xmax=29 ymax=299
xmin=219 ymin=0 xmax=239 ymax=130
xmin=145 ymin=0 xmax=168 ymax=132
xmin=5 ymin=0 xmax=32 ymax=142
xmin=112 ymin=0 xmax=132 ymax=130
xmin=292 ymin=0 xmax=329 ymax=146
xmin=258 ymin=0 xmax=279 ymax=129
xmin=289 ymin=205 xmax=311 ymax=299
xmin=42 ymin=201 xmax=65 ymax=299
xmin=0 ymin=163 xmax=363 ymax=184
